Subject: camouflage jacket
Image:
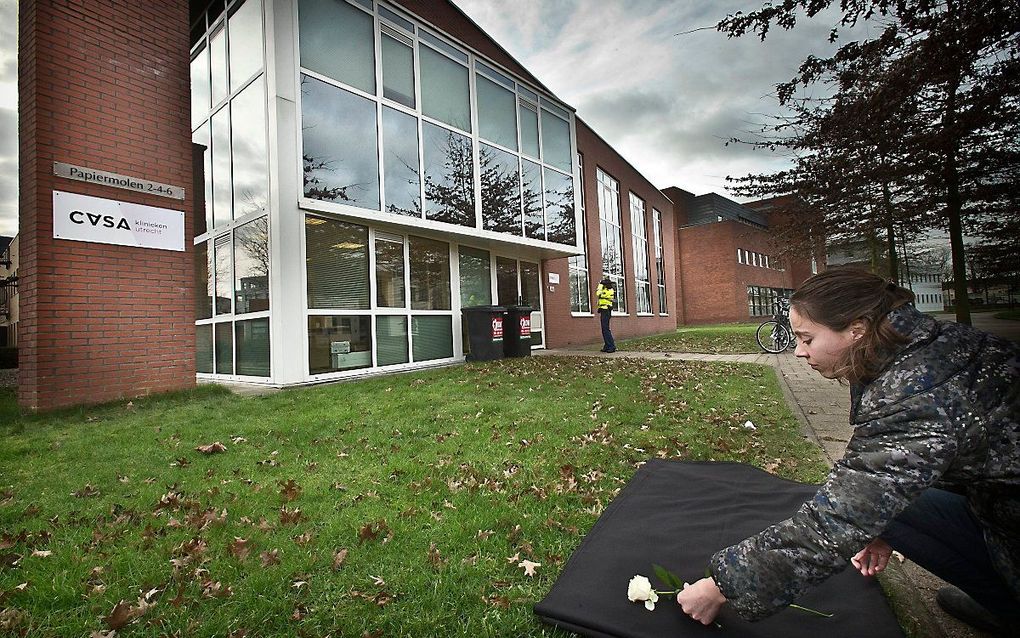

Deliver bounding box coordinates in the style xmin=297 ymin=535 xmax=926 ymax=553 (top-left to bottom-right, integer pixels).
xmin=710 ymin=304 xmax=1020 ymax=620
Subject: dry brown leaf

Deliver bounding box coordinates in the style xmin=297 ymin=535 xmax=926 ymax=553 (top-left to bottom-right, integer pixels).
xmin=427 ymin=542 xmax=444 ymax=568
xmin=518 ymin=559 xmax=541 ymax=577
xmin=228 ymin=537 xmax=252 ymax=561
xmin=293 ymin=532 xmax=313 ymax=546
xmin=332 ymin=548 xmax=348 ymax=570
xmin=30 ymin=549 xmax=52 ymax=558
xmin=72 ymin=484 xmax=100 ymax=498
xmin=103 ymin=600 xmax=136 ymax=630
xmin=195 ymin=442 xmax=227 ymax=454
xmin=279 ymin=507 xmax=304 ymax=525
xmin=260 ymin=549 xmax=281 ymax=567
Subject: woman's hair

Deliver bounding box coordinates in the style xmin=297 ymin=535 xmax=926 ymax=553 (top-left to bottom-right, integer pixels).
xmin=790 ymin=269 xmax=915 ymax=383
xmin=600 ymin=278 xmax=614 ymax=288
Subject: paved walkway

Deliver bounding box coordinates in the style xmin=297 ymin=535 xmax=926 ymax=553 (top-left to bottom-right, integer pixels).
xmin=538 ymin=347 xmax=990 ymax=638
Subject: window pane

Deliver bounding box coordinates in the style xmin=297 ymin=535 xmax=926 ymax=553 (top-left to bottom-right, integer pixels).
xmin=211 ymin=106 xmax=231 ymax=225
xmin=382 ymin=107 xmax=421 ymax=216
xmin=412 ymin=316 xmax=453 ymax=361
xmin=298 ymin=0 xmax=375 ymax=93
xmin=496 ymin=256 xmax=517 ymax=306
xmin=569 ymin=269 xmax=590 ymax=313
xmin=522 ymin=159 xmax=543 ymax=240
xmin=214 ymin=234 xmax=232 ymax=315
xmin=376 ymin=315 xmax=409 ymax=366
xmin=375 ymin=236 xmax=405 ymax=308
xmin=195 ymin=241 xmax=213 ymax=320
xmin=235 ymin=317 xmax=270 ymax=376
xmin=191 ymin=46 xmax=210 ymax=129
xmin=409 ymin=236 xmax=450 ymax=310
xmin=215 ymin=321 xmax=233 ymax=374
xmin=422 ymin=122 xmax=474 ymax=227
xmin=519 ymin=102 xmax=539 ymax=159
xmin=382 ymin=34 xmax=415 ymax=108
xmin=308 ymin=315 xmax=372 ymax=373
xmin=231 ymin=77 xmax=268 ymax=218
xmin=210 ymin=24 xmax=228 ymax=105
xmin=192 ymin=122 xmax=212 ymax=234
xmin=229 ymin=0 xmax=263 ymax=91
xmin=477 ymin=74 xmax=517 ymax=150
xmin=301 ymin=75 xmax=380 ymax=210
xmin=196 ymin=324 xmax=213 ymax=373
xmin=480 ymin=144 xmax=520 ymax=234
xmin=520 ymin=261 xmax=541 ymax=310
xmin=234 ymin=217 xmax=269 ymax=314
xmin=305 ymin=216 xmax=369 ymax=309
xmin=541 ymin=110 xmax=572 ymax=172
xmin=420 ymin=45 xmax=471 ymax=132
xmin=459 ymin=247 xmax=491 ymax=307
xmin=544 ymin=168 xmax=575 ymax=245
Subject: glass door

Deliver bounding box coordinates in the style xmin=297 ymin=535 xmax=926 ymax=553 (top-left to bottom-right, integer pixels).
xmin=495 ymin=256 xmax=544 ymax=349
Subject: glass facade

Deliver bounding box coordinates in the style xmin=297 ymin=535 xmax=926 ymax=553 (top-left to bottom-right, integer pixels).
xmin=597 ymin=168 xmax=626 ymax=312
xmin=747 ymin=286 xmax=793 ymax=317
xmin=653 ymin=209 xmax=667 ymax=314
xmin=568 ymin=154 xmax=590 ymax=314
xmin=630 ymin=193 xmax=651 ymax=315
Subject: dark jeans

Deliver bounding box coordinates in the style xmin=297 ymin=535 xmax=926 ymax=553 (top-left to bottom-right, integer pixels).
xmin=880 ymin=488 xmax=1019 ymax=629
xmin=599 ymin=310 xmax=615 ymax=352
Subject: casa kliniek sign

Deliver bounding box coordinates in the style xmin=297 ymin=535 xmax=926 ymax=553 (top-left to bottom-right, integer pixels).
xmin=52 ymin=191 xmax=185 ymax=252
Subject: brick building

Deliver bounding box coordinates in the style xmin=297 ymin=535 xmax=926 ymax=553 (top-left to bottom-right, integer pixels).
xmin=18 ymin=0 xmax=696 ymax=407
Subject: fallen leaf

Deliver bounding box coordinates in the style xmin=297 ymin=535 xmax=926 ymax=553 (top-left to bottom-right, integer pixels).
xmin=260 ymin=549 xmax=281 ymax=566
xmin=103 ymin=600 xmax=136 ymax=630
xmin=505 ymin=552 xmax=520 ymax=564
xmin=518 ymin=559 xmax=541 ymax=577
xmin=279 ymin=479 xmax=302 ymax=502
xmin=293 ymin=532 xmax=313 ymax=546
xmin=332 ymin=548 xmax=348 ymax=570
xmin=30 ymin=549 xmax=52 ymax=558
xmin=279 ymin=507 xmax=304 ymax=525
xmin=370 ymin=575 xmax=386 ymax=587
xmin=427 ymin=542 xmax=444 ymax=568
xmin=228 ymin=537 xmax=252 ymax=561
xmin=72 ymin=484 xmax=100 ymax=498
xmin=195 ymin=442 xmax=227 ymax=454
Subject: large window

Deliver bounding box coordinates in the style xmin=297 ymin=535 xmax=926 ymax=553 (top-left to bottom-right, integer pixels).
xmin=292 ymin=0 xmax=578 ymax=247
xmin=747 ymin=286 xmax=792 ymax=317
xmin=653 ymin=208 xmax=667 ymax=315
xmin=305 ymin=216 xmax=370 ymax=310
xmin=630 ymin=193 xmax=651 ymax=315
xmin=597 ymin=168 xmax=625 ymax=312
xmin=568 ymin=154 xmax=590 ymax=314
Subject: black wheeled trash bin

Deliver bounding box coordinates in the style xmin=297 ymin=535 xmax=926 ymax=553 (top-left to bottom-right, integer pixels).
xmin=462 ymin=305 xmax=507 ymax=361
xmin=503 ymin=305 xmax=533 ymax=358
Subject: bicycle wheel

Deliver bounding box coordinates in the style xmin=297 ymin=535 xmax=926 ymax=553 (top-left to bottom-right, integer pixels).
xmin=755 ymin=320 xmax=791 ymax=354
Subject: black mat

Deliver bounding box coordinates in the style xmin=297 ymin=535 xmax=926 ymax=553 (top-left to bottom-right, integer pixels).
xmin=535 ymin=460 xmax=903 ymax=637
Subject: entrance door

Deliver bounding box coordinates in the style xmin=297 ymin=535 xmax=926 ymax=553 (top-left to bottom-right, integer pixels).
xmin=495 ymin=257 xmax=544 ymax=348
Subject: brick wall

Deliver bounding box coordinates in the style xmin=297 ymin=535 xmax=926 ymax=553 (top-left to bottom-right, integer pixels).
xmin=544 ymin=120 xmax=677 ymax=349
xmin=19 ymin=0 xmax=194 ymax=409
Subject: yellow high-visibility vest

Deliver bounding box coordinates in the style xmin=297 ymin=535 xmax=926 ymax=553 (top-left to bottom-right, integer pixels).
xmin=596 ymin=284 xmax=615 ymax=311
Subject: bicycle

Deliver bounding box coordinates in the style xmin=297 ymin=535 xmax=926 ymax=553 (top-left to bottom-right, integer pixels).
xmin=755 ymin=298 xmax=796 ymax=354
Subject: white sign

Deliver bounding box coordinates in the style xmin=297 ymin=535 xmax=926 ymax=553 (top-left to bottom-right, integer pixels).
xmin=548 ymin=272 xmax=560 ymax=285
xmin=52 ymin=191 xmax=185 ymax=252
xmin=54 ymin=162 xmax=185 ymax=200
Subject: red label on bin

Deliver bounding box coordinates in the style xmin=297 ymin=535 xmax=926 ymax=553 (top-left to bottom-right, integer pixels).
xmin=519 ymin=316 xmax=531 ymax=336
xmin=491 ymin=316 xmax=504 ymax=340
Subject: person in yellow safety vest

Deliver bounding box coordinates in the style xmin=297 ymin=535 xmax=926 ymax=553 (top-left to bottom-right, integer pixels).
xmin=595 ymin=278 xmax=616 ymax=353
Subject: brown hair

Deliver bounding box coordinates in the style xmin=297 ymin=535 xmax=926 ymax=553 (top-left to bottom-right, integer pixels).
xmin=790 ymin=269 xmax=915 ymax=384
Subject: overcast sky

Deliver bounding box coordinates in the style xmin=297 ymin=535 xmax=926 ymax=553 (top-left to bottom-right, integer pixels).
xmin=0 ymin=0 xmax=871 ymax=238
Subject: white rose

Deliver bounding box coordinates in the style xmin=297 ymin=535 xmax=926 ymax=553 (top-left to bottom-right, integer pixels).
xmin=627 ymin=575 xmax=659 ymax=610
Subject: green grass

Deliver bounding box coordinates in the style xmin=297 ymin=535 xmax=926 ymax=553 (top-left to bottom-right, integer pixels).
xmin=0 ymin=357 xmax=826 ymax=637
xmin=993 ymin=309 xmax=1020 ymax=321
xmin=618 ymin=323 xmax=761 ymax=354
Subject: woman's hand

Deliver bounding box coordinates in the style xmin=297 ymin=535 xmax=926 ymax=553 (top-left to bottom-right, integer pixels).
xmin=851 ymin=538 xmax=893 ymax=576
xmin=676 ymin=577 xmax=727 ymax=625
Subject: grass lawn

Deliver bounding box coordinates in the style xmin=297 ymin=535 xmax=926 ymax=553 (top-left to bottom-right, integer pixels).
xmin=0 ymin=357 xmax=826 ymax=637
xmin=993 ymin=309 xmax=1020 ymax=321
xmin=618 ymin=323 xmax=761 ymax=354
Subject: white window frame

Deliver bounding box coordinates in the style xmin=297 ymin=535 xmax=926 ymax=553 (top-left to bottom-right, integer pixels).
xmin=630 ymin=192 xmax=652 ymax=316
xmin=596 ymin=167 xmax=626 ymax=314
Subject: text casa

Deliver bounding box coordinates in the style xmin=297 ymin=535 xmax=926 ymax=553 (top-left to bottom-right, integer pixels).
xmin=69 ymin=209 xmax=131 ymax=230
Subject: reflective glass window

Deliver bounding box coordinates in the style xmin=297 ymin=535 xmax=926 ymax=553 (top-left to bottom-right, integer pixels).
xmin=520 ymin=261 xmax=541 ymax=310
xmin=375 ymin=234 xmax=405 ymax=308
xmin=541 ymin=110 xmax=572 ymax=173
xmin=298 ymin=0 xmax=376 ymax=94
xmin=522 ymin=159 xmax=543 ymax=240
xmin=229 ymin=0 xmax=263 ymax=91
xmin=477 ymin=74 xmax=517 ymax=150
xmin=196 ymin=324 xmax=213 ymax=373
xmin=214 ymin=233 xmax=232 ymax=315
xmin=544 ymin=168 xmax=575 ymax=245
xmin=382 ymin=33 xmax=415 ymax=108
xmin=235 ymin=317 xmax=270 ymax=377
xmin=308 ymin=316 xmax=372 ymax=373
xmin=191 ymin=46 xmax=210 ymax=129
xmin=376 ymin=315 xmax=409 ymax=366
xmin=215 ymin=322 xmax=233 ymax=374
xmin=192 ymin=122 xmax=212 ymax=234
xmin=233 ymin=217 xmax=270 ymax=314
xmin=496 ymin=257 xmax=517 ymax=306
xmin=459 ymin=247 xmax=491 ymax=307
xmin=382 ymin=107 xmax=421 ymax=216
xmin=409 ymin=236 xmax=450 ymax=310
xmin=230 ymin=77 xmax=268 ymax=218
xmin=420 ymin=45 xmax=471 ymax=132
xmin=195 ymin=241 xmax=213 ymax=320
xmin=305 ymin=216 xmax=370 ymax=310
xmin=211 ymin=106 xmax=232 ymax=225
xmin=422 ymin=122 xmax=474 ymax=227
xmin=519 ymin=101 xmax=539 ymax=159
xmin=480 ymin=143 xmax=520 ymax=234
xmin=210 ymin=23 xmax=228 ymax=105
xmin=301 ymin=75 xmax=380 ymax=210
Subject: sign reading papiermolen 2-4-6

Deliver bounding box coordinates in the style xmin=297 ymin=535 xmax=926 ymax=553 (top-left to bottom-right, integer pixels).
xmin=52 ymin=191 xmax=185 ymax=252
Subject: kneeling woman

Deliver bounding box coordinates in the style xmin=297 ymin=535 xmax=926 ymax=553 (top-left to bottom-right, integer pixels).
xmin=677 ymin=269 xmax=1019 ymax=635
